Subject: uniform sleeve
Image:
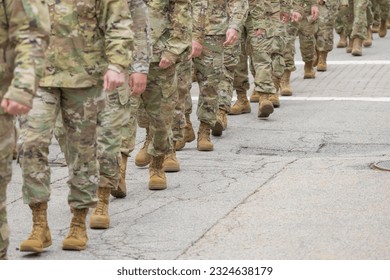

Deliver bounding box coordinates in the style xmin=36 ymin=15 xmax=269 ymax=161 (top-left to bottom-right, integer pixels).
xmin=98 ymin=0 xmax=134 ymax=72
xmin=227 ymin=0 xmax=249 ymax=31
xmin=3 ymin=0 xmax=50 ymax=108
xmin=250 ymin=0 xmax=267 ymax=30
xmin=192 ymin=0 xmax=207 ymax=44
xmin=161 ymin=0 xmax=191 ymax=64
xmin=129 ymin=0 xmax=152 ymax=74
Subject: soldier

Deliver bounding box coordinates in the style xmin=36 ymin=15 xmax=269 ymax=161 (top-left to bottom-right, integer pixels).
xmin=343 ymin=0 xmax=370 ymax=56
xmin=194 ymin=0 xmax=248 ymax=151
xmin=136 ymin=0 xmax=191 ymax=190
xmin=212 ymin=1 xmax=248 ymax=136
xmin=314 ymin=0 xmax=340 ymax=71
xmin=280 ymin=0 xmax=319 ymax=96
xmin=19 ymin=0 xmax=132 ymax=253
xmin=112 ymin=0 xmax=152 ymax=198
xmin=88 ymin=0 xmax=152 ymax=228
xmin=0 ymin=0 xmax=50 ymax=259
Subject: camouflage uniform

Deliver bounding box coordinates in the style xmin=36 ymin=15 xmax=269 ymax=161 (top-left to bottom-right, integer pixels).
xmin=21 ymin=0 xmax=132 ymax=209
xmin=138 ymin=0 xmax=191 ymax=157
xmin=344 ymin=0 xmax=370 ymax=40
xmin=194 ymin=0 xmax=248 ymax=126
xmin=0 ymin=0 xmax=49 ymax=259
xmin=284 ymin=0 xmax=318 ymax=72
xmin=315 ymin=0 xmax=339 ymax=53
xmin=120 ymin=0 xmax=151 ymax=157
xmin=217 ymin=1 xmax=248 ymax=114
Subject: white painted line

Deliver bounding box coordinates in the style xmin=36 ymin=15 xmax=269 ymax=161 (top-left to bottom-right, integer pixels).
xmin=295 ymin=60 xmax=390 ymax=65
xmin=280 ymin=96 xmax=390 ymax=102
xmin=190 ymin=96 xmax=390 ymax=102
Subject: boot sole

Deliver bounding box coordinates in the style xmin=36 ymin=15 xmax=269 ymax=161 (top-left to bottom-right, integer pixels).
xmin=211 ymin=122 xmax=223 ymax=137
xmin=111 ymin=188 xmax=126 ymax=198
xmin=228 ymin=107 xmax=251 ymax=115
xmin=163 ymin=165 xmax=180 ymax=172
xmin=258 ymin=104 xmax=274 ymax=118
xmin=62 ymin=244 xmax=87 ymax=251
xmin=134 ymin=158 xmax=151 ymax=167
xmin=20 ymin=240 xmax=52 ymax=253
xmin=90 ymin=222 xmax=109 ymax=229
xmin=149 ymin=184 xmax=167 ymax=190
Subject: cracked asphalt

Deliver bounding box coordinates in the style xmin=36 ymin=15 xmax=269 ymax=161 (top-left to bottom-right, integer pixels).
xmin=6 ymin=34 xmax=390 ymax=260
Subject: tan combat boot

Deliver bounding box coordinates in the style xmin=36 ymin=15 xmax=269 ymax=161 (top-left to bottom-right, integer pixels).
xmin=317 ymin=51 xmax=328 ymax=72
xmin=249 ymin=90 xmax=260 ymax=103
xmin=211 ymin=109 xmax=227 ymax=137
xmin=175 ymin=114 xmax=195 ymax=151
xmin=0 ymin=248 xmax=6 ymax=260
xmin=62 ymin=208 xmax=89 ymax=250
xmin=303 ymin=61 xmax=315 ymax=79
xmin=90 ymin=187 xmax=111 ymax=229
xmin=346 ymin=37 xmax=353 ymax=53
xmin=363 ymin=27 xmax=373 ymax=47
xmin=351 ymin=37 xmax=362 ymax=56
xmin=387 ymin=19 xmax=390 ymax=28
xmin=336 ymin=33 xmax=347 ymax=48
xmin=149 ymin=155 xmax=167 ymax=190
xmin=229 ymin=90 xmax=251 ymax=115
xmin=197 ymin=122 xmax=213 ymax=151
xmin=258 ymin=93 xmax=274 ymax=118
xmin=111 ymin=154 xmax=127 ymax=198
xmin=379 ymin=19 xmax=387 ymax=38
xmin=163 ymin=145 xmax=180 ymax=172
xmin=268 ymin=94 xmax=280 ymax=108
xmin=20 ymin=202 xmax=52 ymax=253
xmin=280 ymin=70 xmax=292 ymax=96
xmin=135 ymin=128 xmax=151 ymax=167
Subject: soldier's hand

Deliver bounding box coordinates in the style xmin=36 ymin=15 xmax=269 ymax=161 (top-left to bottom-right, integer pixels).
xmin=291 ymin=12 xmax=303 ymax=22
xmin=188 ymin=40 xmax=203 ymax=59
xmin=224 ymin=28 xmax=238 ymax=46
xmin=104 ymin=70 xmax=125 ymax=91
xmin=129 ymin=73 xmax=147 ymax=96
xmin=281 ymin=12 xmax=290 ymax=23
xmin=159 ymin=57 xmax=173 ymax=69
xmin=255 ymin=28 xmax=265 ymax=37
xmin=311 ymin=5 xmax=319 ymax=20
xmin=1 ymin=99 xmax=31 ymax=115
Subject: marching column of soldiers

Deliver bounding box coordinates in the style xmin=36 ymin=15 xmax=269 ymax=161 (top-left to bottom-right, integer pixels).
xmin=0 ymin=0 xmax=388 ymax=259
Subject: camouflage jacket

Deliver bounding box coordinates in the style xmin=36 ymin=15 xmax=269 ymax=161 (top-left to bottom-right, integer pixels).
xmin=292 ymin=0 xmax=318 ymax=15
xmin=129 ymin=0 xmax=151 ymax=74
xmin=254 ymin=0 xmax=292 ymax=36
xmin=205 ymin=0 xmax=248 ymax=35
xmin=0 ymin=0 xmax=50 ymax=114
xmin=147 ymin=0 xmax=191 ymax=64
xmin=40 ymin=0 xmax=133 ymax=88
xmin=192 ymin=0 xmax=208 ymax=44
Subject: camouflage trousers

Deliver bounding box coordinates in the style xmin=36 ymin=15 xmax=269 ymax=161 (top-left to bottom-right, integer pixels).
xmin=193 ymin=35 xmax=225 ymax=126
xmin=285 ymin=15 xmax=317 ymax=71
xmin=97 ymin=85 xmax=131 ymax=190
xmin=22 ymin=86 xmax=104 ymax=209
xmin=120 ymin=94 xmax=140 ymax=157
xmin=315 ymin=2 xmax=339 ymax=52
xmin=344 ymin=0 xmax=370 ymax=40
xmin=172 ymin=59 xmax=192 ymax=143
xmin=234 ymin=25 xmax=251 ymax=95
xmin=218 ymin=35 xmax=241 ymax=112
xmin=248 ymin=18 xmax=286 ymax=94
xmin=0 ymin=114 xmax=14 ymax=259
xmin=335 ymin=6 xmax=351 ymax=35
xmin=138 ymin=62 xmax=177 ymax=156
xmin=372 ymin=0 xmax=389 ymax=21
